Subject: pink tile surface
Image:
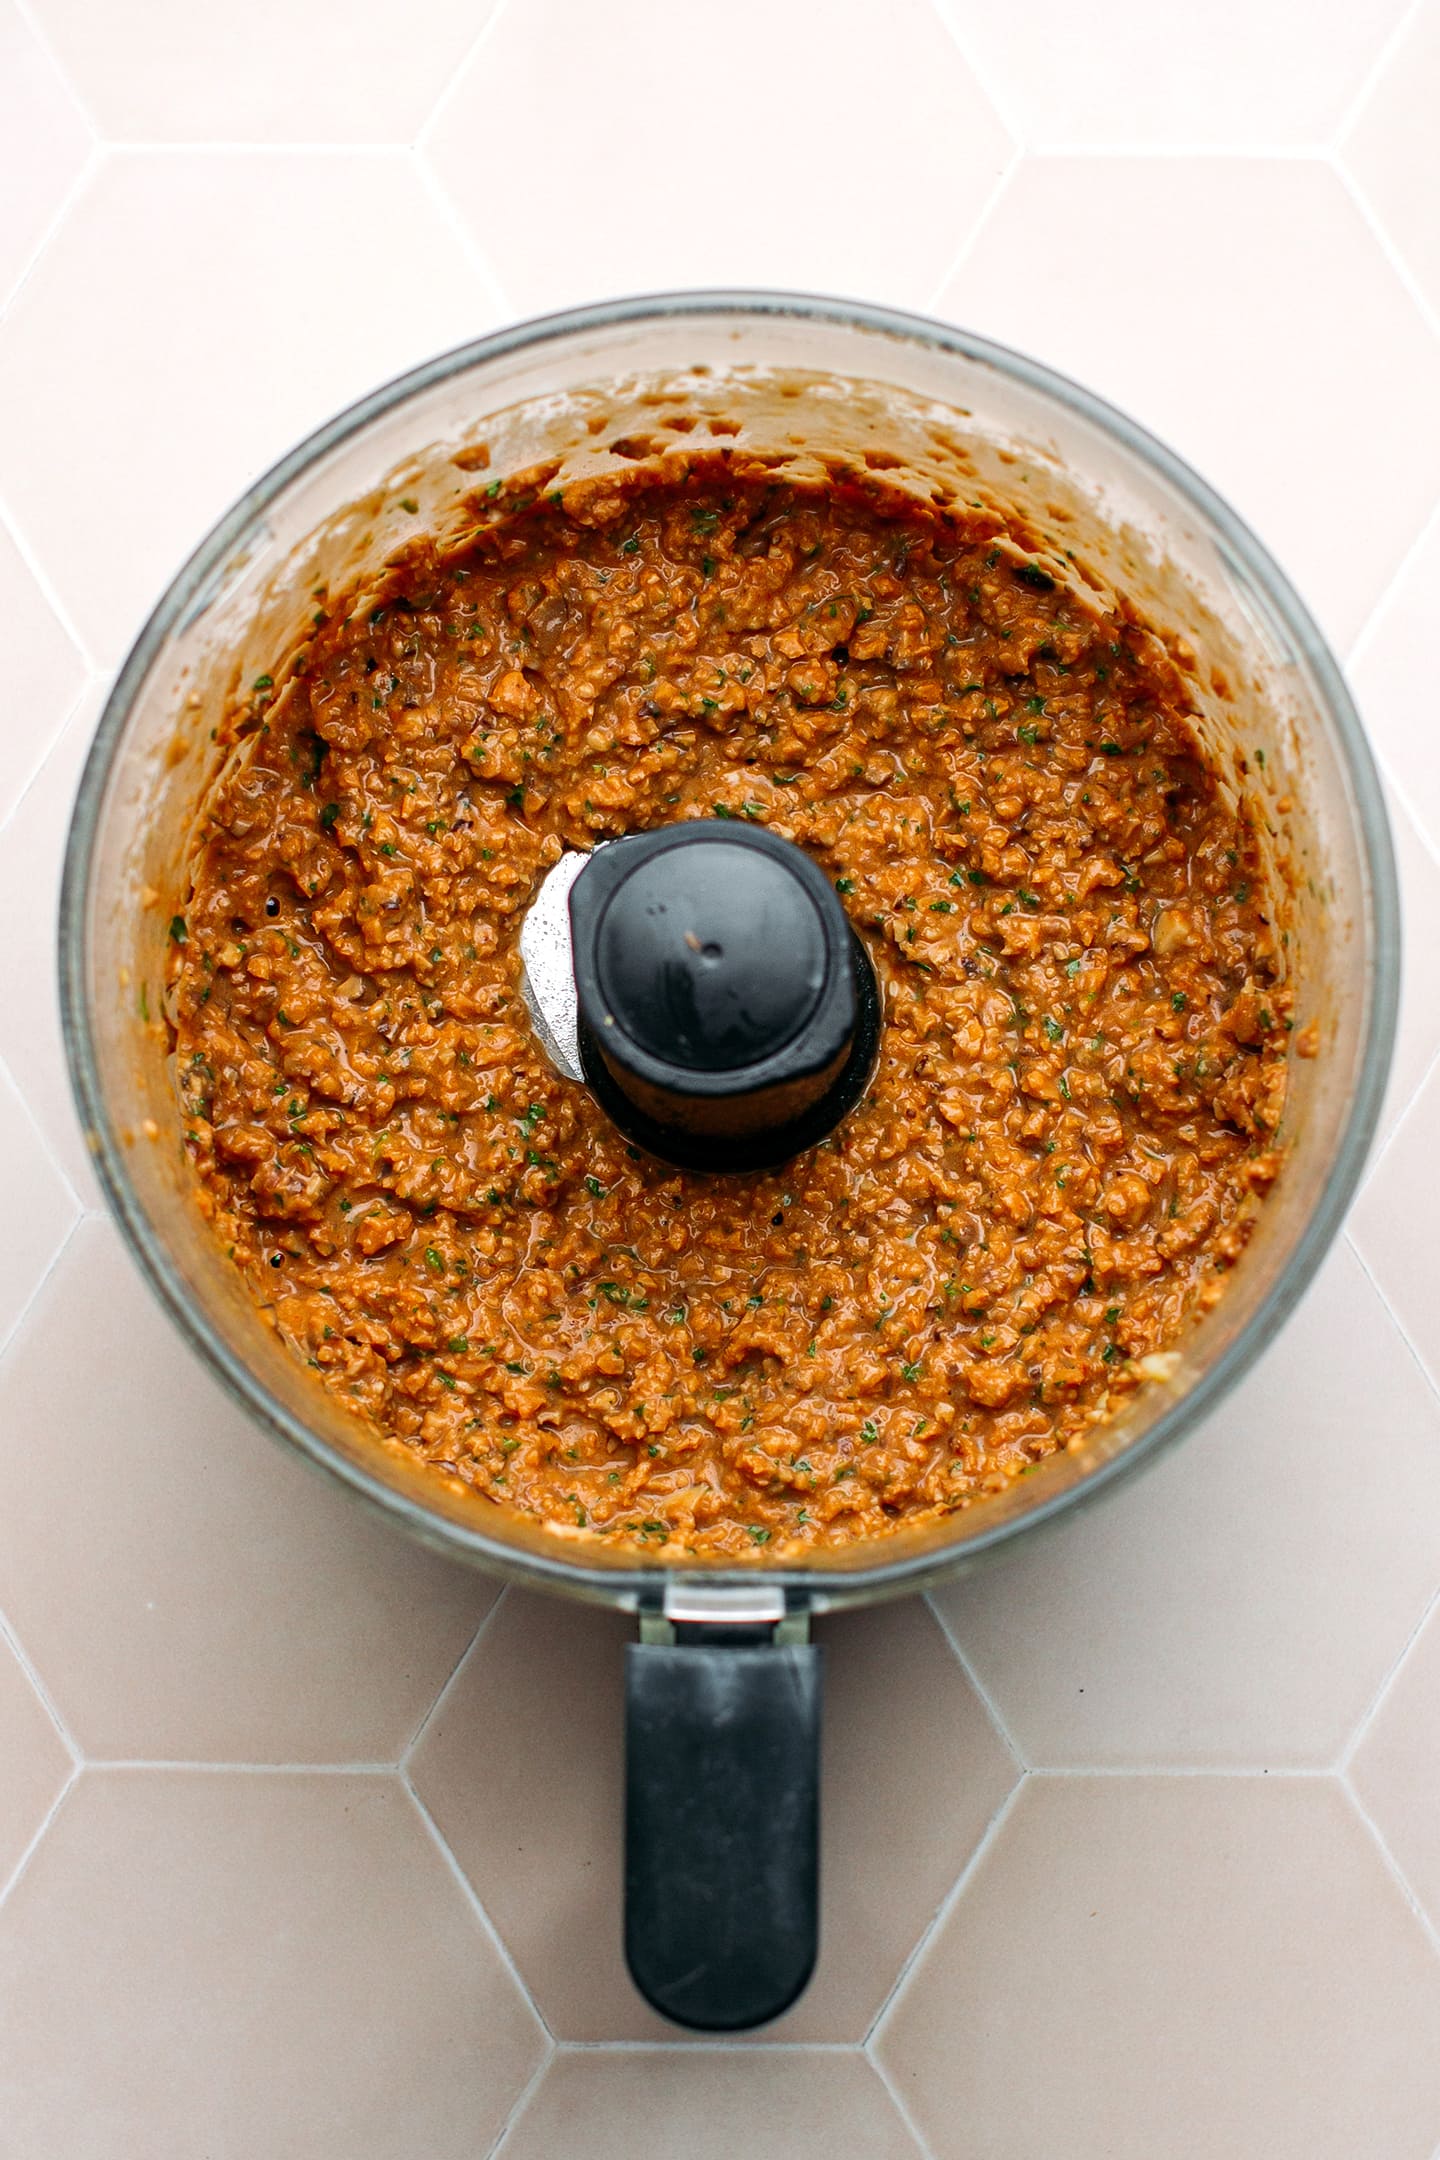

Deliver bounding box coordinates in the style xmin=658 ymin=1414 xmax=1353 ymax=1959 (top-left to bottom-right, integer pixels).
xmin=2 ymin=10 xmax=1439 ymax=2156
xmin=0 ymin=509 xmax=85 ymax=827
xmin=424 ymin=0 xmax=1013 ymax=316
xmin=1351 ymin=1595 xmax=1440 ymax=1932
xmin=875 ymin=1777 xmax=1440 ymax=2160
xmin=0 ymin=151 xmax=501 ymax=666
xmin=498 ymin=2050 xmax=923 ymax=2159
xmin=1341 ymin=2 xmax=1440 ymax=325
xmin=0 ymin=1218 xmax=497 ymax=1761
xmin=411 ymin=1592 xmax=1018 ymax=2042
xmin=1373 ymin=782 xmax=1440 ymax=1152
xmin=938 ymin=0 xmax=1411 ymax=146
xmin=936 ymin=156 xmax=1440 ymax=654
xmin=0 ymin=685 xmax=102 ymax=1205
xmin=0 ymin=1770 xmax=546 ymax=2158
xmin=24 ymin=0 xmax=501 ymax=144
xmin=0 ymin=0 xmax=90 ymax=310
xmin=0 ymin=1628 xmax=71 ymax=1893
xmin=934 ymin=1241 xmax=1440 ymax=1768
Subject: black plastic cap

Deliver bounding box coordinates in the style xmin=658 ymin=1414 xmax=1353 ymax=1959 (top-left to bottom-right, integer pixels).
xmin=594 ymin=836 xmax=832 ymax=1072
xmin=568 ymin=821 xmax=880 ymax=1172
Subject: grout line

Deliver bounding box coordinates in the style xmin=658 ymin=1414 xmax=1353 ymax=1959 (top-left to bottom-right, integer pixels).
xmin=416 ymin=0 xmax=518 ymax=152
xmin=1339 ymin=957 xmax=1440 ymax=1204
xmin=83 ymin=1758 xmax=398 ymax=1773
xmin=1328 ymin=0 xmax=1426 ymax=149
xmin=411 ymin=151 xmax=513 ymax=323
xmin=1023 ymin=1762 xmax=1334 ymax=1779
xmin=0 ymin=667 xmax=107 ymax=843
xmin=0 ymin=1605 xmax=81 ymax=1764
xmin=1372 ymin=742 xmax=1440 ymax=887
xmin=923 ymin=145 xmax=1020 ymax=314
xmin=0 ymin=1762 xmax=79 ymax=1911
xmin=0 ymin=1048 xmax=102 ymax=1232
xmin=9 ymin=0 xmax=105 ymax=139
xmin=9 ymin=1082 xmax=96 ymax=1230
xmin=1331 ymin=153 xmax=1440 ymax=350
xmin=555 ymin=2039 xmax=863 ymax=2055
xmin=0 ymin=137 xmax=101 ymax=340
xmin=484 ymin=2030 xmax=556 ymax=2159
xmin=1342 ymin=1224 xmax=1440 ymax=1433
xmin=1344 ymin=492 xmax=1440 ymax=674
xmin=863 ymin=1775 xmax=1026 ymax=2051
xmin=1334 ymin=1222 xmax=1440 ymax=1766
xmin=0 ymin=503 xmax=97 ymax=681
xmin=925 ymin=0 xmax=1028 ymax=145
xmin=0 ymin=1208 xmax=84 ymax=1378
xmin=401 ymin=1583 xmax=510 ymax=1770
xmin=924 ymin=1592 xmax=1027 ymax=1771
xmin=398 ymin=1582 xmax=506 ymax=1761
xmin=1337 ymin=1576 xmax=1440 ymax=1776
xmin=402 ymin=1769 xmax=556 ymax=2045
xmin=869 ymin=2039 xmax=940 ymax=2160
xmin=1016 ymin=141 xmax=1323 ymax=160
xmin=1339 ymin=1771 xmax=1440 ymax=1966
xmin=102 ymin=141 xmax=419 ymax=158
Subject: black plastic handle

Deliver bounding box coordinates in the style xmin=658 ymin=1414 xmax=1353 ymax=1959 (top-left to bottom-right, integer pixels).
xmin=624 ymin=1636 xmax=823 ymax=2030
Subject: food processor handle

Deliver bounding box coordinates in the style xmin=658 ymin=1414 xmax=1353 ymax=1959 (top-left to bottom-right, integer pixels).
xmin=624 ymin=1637 xmax=822 ymax=2030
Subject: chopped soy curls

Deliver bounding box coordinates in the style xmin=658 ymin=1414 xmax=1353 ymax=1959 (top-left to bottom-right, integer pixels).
xmin=169 ymin=459 xmax=1289 ymax=1559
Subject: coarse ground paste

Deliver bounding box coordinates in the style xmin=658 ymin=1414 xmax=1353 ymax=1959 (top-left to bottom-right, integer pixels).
xmin=169 ymin=455 xmax=1291 ymax=1558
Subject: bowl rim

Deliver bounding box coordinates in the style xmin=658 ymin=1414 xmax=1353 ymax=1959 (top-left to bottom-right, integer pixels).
xmin=58 ymin=287 xmax=1400 ymax=1608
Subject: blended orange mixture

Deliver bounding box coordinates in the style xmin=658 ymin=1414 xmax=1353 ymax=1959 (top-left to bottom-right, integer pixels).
xmin=168 ymin=457 xmax=1290 ymax=1557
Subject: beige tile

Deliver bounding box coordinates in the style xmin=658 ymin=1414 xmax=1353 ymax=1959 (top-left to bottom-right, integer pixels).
xmin=498 ymin=2048 xmax=921 ymax=2160
xmin=0 ymin=690 xmax=103 ymax=1206
xmin=789 ymin=1596 xmax=1018 ymax=2039
xmin=0 ymin=1769 xmax=546 ymax=2159
xmin=1353 ymin=1060 xmax=1440 ymax=1403
xmin=0 ymin=1217 xmax=498 ymax=1761
xmin=1373 ymin=779 xmax=1440 ymax=1150
xmin=0 ymin=0 xmax=90 ymax=310
xmin=876 ymin=1775 xmax=1440 ymax=2160
xmin=25 ymin=0 xmax=498 ymax=143
xmin=1352 ymin=512 xmax=1440 ymax=867
xmin=0 ymin=511 xmax=86 ymax=823
xmin=1352 ymin=1598 xmax=1440 ymax=1931
xmin=412 ymin=1590 xmax=1016 ymax=2041
xmin=500 ymin=2039 xmax=919 ymax=2160
xmin=0 ymin=1628 xmax=70 ymax=1890
xmin=935 ymin=1240 xmax=1440 ymax=1767
xmin=1343 ymin=4 xmax=1440 ymax=325
xmin=413 ymin=1593 xmax=650 ymax=2040
xmin=424 ymin=0 xmax=1012 ymax=319
xmin=0 ymin=152 xmax=500 ymax=666
xmin=0 ymin=1058 xmax=77 ymax=1360
xmin=939 ymin=158 xmax=1440 ymax=653
xmin=938 ymin=0 xmax=1408 ymax=146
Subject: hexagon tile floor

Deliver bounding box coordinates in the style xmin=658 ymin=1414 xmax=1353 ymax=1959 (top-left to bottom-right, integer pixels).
xmin=5 ymin=2 xmax=1440 ymax=2154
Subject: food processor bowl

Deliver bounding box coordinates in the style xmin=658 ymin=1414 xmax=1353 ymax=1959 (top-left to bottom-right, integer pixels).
xmin=59 ymin=294 xmax=1398 ymax=2027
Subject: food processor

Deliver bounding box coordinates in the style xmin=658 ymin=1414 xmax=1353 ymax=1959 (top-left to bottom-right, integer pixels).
xmin=60 ymin=294 xmax=1397 ymax=2028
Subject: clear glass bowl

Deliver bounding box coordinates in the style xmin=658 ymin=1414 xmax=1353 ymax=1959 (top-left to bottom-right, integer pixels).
xmin=59 ymin=293 xmax=1398 ymax=1611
